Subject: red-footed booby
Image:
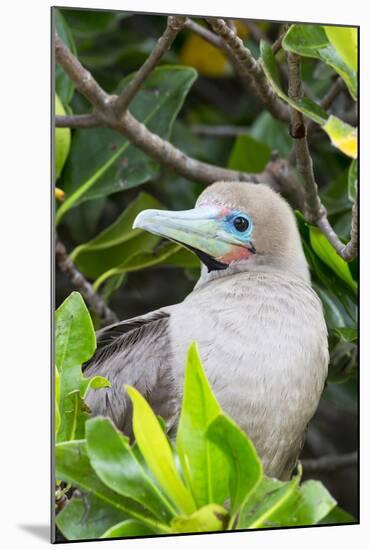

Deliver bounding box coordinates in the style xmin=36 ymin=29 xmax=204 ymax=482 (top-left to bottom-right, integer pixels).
xmin=84 ymin=181 xmax=328 ymax=479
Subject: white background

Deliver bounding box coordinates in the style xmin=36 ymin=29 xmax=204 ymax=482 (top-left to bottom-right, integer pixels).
xmin=1 ymin=0 xmax=367 ymax=548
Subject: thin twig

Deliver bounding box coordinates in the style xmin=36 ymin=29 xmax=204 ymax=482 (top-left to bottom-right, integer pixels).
xmin=287 ymin=52 xmax=325 ymax=223
xmin=302 ymin=451 xmax=357 ymax=473
xmin=287 ymin=52 xmax=358 ymax=261
xmin=56 ymin=239 xmax=118 ymax=327
xmin=55 ymin=114 xmax=101 ymax=128
xmin=115 ymin=16 xmax=186 ymax=116
xmin=54 ymin=32 xmax=304 ymax=209
xmin=184 ymin=18 xmax=226 ymax=51
xmin=55 ymin=32 xmax=114 ymax=118
xmin=207 ymin=18 xmax=290 ymax=122
xmin=306 ymin=78 xmax=344 ymax=134
xmin=190 ymin=123 xmax=250 ymax=137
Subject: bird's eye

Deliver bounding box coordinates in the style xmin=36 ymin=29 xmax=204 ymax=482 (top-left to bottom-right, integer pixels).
xmin=233 ymin=216 xmax=249 ymax=232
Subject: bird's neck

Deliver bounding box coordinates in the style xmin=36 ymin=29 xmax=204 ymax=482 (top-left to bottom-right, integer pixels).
xmin=195 ymin=252 xmax=310 ymax=290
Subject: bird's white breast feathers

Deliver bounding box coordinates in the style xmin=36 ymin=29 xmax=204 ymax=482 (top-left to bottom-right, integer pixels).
xmin=169 ymin=269 xmax=328 ymax=478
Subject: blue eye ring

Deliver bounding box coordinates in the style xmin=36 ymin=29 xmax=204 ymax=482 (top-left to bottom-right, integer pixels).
xmin=225 ymin=212 xmax=253 ymax=238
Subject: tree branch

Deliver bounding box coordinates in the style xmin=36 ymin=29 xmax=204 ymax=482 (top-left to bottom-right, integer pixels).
xmin=206 ymin=18 xmax=290 ymax=122
xmin=56 ymin=239 xmax=118 ymax=327
xmin=287 ymin=52 xmax=358 ymax=261
xmin=302 ymin=451 xmax=357 ymax=473
xmin=114 ymin=16 xmax=187 ymax=116
xmin=190 ymin=123 xmax=250 ymax=137
xmin=54 ymin=31 xmax=304 ymax=209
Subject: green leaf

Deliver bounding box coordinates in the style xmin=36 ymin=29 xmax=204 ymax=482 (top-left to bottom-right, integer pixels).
xmin=227 ymin=134 xmax=270 ymax=173
xmin=238 ymin=474 xmax=336 ymax=528
xmin=250 ymin=112 xmax=292 ymax=158
xmin=322 ymin=116 xmax=357 ymax=159
xmin=56 ymin=493 xmax=125 ymax=541
xmin=176 ymin=342 xmax=229 ymax=508
xmin=309 ymin=226 xmax=357 ymax=292
xmin=101 ymin=520 xmax=154 ymax=539
xmin=170 ymin=504 xmax=229 ymax=534
xmin=324 ymin=26 xmax=358 ymax=72
xmin=55 ymin=292 xmax=96 ymax=442
xmin=206 ymin=414 xmax=262 ymax=516
xmin=282 ymin=25 xmax=357 ymax=99
xmin=55 ymin=368 xmax=61 ymax=436
xmin=260 ymin=41 xmax=328 ymax=125
xmin=126 ymin=385 xmax=196 ymax=515
xmin=55 ymin=94 xmax=71 ymax=179
xmin=56 ymin=66 xmax=197 ymax=223
xmin=85 ymin=417 xmax=176 ymax=522
xmin=319 ymin=505 xmax=357 ymax=524
xmin=238 ymin=476 xmax=298 ymax=528
xmin=62 ymin=9 xmax=119 ymax=37
xmin=71 ymin=192 xmax=162 ymax=279
xmin=55 ymin=440 xmax=163 ymax=530
xmin=333 ymin=327 xmax=357 ymax=342
xmin=54 ymin=9 xmax=76 ymax=105
xmin=80 ymin=375 xmax=111 ymax=399
xmin=348 ymin=159 xmax=357 ymax=202
xmin=93 ymin=242 xmax=198 ymax=291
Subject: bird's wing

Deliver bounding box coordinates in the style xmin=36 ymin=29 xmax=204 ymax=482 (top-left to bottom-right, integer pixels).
xmin=83 ymin=308 xmax=179 ymax=437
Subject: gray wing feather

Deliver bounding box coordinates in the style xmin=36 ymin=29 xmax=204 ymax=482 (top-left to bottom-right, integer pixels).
xmin=83 ymin=309 xmax=180 ymax=438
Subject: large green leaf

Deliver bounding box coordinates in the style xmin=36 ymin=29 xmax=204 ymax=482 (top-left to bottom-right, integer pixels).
xmin=56 ymin=493 xmax=125 ymax=541
xmin=85 ymin=417 xmax=176 ymax=522
xmin=282 ymin=25 xmax=357 ymax=99
xmin=238 ymin=474 xmax=336 ymax=528
xmin=55 ymin=292 xmax=110 ymax=442
xmin=309 ymin=226 xmax=357 ymax=292
xmin=176 ymin=342 xmax=229 ymax=508
xmin=70 ymin=192 xmax=198 ymax=286
xmin=56 ymin=66 xmax=197 ymax=223
xmin=324 ymin=26 xmax=358 ymax=73
xmin=238 ymin=476 xmax=298 ymax=528
xmin=126 ymin=385 xmax=196 ymax=515
xmin=55 ymin=440 xmax=163 ymax=531
xmin=170 ymin=504 xmax=228 ymax=533
xmin=54 ymin=9 xmax=76 ymax=105
xmin=93 ymin=242 xmax=198 ymax=290
xmin=71 ymin=192 xmax=162 ymax=279
xmin=207 ymin=414 xmax=262 ymax=517
xmin=227 ymin=134 xmax=270 ymax=173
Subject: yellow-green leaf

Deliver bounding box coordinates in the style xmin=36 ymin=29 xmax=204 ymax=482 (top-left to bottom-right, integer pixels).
xmin=126 ymin=385 xmax=196 ymax=515
xmin=170 ymin=504 xmax=228 ymax=533
xmin=55 ymin=94 xmax=71 ymax=179
xmin=322 ymin=116 xmax=357 ymax=159
xmin=324 ymin=26 xmax=358 ymax=72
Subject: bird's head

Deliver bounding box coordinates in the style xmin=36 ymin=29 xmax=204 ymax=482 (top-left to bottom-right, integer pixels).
xmin=133 ymin=181 xmax=309 ymax=281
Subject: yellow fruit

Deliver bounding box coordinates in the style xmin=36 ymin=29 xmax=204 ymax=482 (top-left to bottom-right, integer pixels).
xmin=180 ymin=32 xmax=230 ymax=77
xmin=55 ymin=94 xmax=71 ymax=179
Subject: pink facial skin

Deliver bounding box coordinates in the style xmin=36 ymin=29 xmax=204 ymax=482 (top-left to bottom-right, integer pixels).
xmin=219 ymin=245 xmax=254 ymax=264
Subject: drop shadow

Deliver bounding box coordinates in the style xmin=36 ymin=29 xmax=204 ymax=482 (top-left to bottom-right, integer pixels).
xmin=18 ymin=524 xmax=50 ymax=542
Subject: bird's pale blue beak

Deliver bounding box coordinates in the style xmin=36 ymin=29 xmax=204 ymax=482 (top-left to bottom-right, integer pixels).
xmin=133 ymin=205 xmax=255 ymax=271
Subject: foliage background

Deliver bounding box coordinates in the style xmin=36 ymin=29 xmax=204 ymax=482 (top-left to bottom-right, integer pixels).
xmin=55 ymin=7 xmax=358 ymax=522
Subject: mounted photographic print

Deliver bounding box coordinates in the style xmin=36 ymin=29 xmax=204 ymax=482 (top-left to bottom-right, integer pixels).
xmin=53 ymin=6 xmax=359 ymax=543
